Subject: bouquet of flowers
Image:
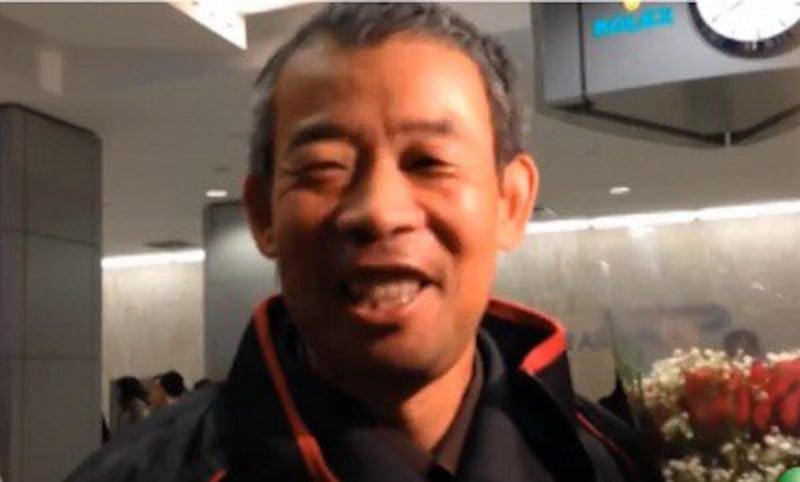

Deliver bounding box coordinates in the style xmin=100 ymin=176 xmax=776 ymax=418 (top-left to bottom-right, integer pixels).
xmin=629 ymin=348 xmax=800 ymax=482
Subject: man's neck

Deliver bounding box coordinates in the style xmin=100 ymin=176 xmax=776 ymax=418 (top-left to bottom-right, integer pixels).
xmin=309 ymin=342 xmax=477 ymax=452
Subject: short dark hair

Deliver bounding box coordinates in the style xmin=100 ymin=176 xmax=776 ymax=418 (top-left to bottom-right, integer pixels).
xmin=249 ymin=2 xmax=523 ymax=177
xmin=723 ymin=329 xmax=761 ymax=357
xmin=116 ymin=376 xmax=147 ymax=405
xmin=157 ymin=370 xmax=186 ymax=397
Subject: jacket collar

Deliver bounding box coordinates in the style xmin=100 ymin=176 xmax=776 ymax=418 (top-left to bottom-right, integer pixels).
xmin=225 ymin=295 xmax=583 ymax=482
xmin=485 ymin=298 xmax=568 ymax=375
xmin=482 ymin=297 xmax=576 ymax=417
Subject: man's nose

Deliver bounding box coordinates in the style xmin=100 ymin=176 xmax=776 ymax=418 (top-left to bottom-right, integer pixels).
xmin=335 ymin=154 xmax=425 ymax=244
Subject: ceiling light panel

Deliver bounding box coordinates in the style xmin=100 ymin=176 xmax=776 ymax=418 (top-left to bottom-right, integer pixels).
xmin=170 ymin=0 xmax=247 ymax=49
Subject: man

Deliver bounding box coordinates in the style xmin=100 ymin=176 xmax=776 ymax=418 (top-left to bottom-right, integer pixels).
xmin=67 ymin=4 xmax=661 ymax=481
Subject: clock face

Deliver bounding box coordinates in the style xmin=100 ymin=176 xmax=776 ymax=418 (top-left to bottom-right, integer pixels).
xmin=691 ymin=0 xmax=800 ymax=57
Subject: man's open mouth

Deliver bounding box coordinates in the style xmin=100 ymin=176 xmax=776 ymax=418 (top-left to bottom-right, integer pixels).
xmin=340 ymin=267 xmax=434 ymax=311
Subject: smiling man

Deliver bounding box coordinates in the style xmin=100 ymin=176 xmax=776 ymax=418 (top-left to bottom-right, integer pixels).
xmin=67 ymin=4 xmax=660 ymax=482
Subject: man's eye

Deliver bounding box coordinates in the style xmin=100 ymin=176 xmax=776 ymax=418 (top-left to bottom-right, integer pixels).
xmin=285 ymin=161 xmax=351 ymax=189
xmin=301 ymin=161 xmax=347 ymax=171
xmin=413 ymin=156 xmax=439 ymax=167
xmin=407 ymin=155 xmax=452 ymax=174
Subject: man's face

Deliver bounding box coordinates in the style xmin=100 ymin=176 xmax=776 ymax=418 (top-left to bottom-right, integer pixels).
xmin=248 ymin=33 xmax=536 ymax=384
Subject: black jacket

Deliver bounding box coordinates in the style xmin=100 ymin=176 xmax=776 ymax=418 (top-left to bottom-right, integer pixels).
xmin=67 ymin=296 xmax=662 ymax=482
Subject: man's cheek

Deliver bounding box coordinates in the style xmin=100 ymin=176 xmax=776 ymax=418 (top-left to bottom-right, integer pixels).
xmin=275 ymin=208 xmax=318 ymax=247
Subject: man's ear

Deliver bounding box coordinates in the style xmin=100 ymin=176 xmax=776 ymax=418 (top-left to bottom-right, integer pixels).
xmin=496 ymin=153 xmax=538 ymax=251
xmin=243 ymin=174 xmax=277 ymax=259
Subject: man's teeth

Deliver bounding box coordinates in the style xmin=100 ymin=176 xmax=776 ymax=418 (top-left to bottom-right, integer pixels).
xmin=346 ymin=279 xmax=422 ymax=307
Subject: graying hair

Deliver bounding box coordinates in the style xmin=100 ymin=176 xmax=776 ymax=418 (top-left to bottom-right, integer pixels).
xmin=249 ymin=2 xmax=523 ymax=177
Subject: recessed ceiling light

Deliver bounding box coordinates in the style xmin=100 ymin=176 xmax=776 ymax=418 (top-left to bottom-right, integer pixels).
xmin=609 ymin=186 xmax=631 ymax=196
xmin=205 ymin=189 xmax=228 ymax=199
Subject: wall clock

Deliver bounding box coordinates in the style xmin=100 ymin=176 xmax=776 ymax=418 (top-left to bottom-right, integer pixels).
xmin=691 ymin=0 xmax=800 ymax=57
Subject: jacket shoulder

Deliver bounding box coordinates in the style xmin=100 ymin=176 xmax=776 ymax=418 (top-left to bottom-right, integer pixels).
xmin=65 ymin=386 xmax=225 ymax=482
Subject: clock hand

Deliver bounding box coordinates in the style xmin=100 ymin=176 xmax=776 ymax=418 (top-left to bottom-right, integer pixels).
xmin=711 ymin=0 xmax=745 ymax=22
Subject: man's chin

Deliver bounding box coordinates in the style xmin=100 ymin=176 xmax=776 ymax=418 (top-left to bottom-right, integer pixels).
xmin=362 ymin=335 xmax=464 ymax=380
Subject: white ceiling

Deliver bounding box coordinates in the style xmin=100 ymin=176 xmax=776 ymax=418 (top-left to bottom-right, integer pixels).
xmin=1 ymin=2 xmax=799 ymax=255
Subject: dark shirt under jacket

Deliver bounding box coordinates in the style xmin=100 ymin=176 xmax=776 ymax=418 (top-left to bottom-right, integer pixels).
xmin=279 ymin=320 xmax=484 ymax=482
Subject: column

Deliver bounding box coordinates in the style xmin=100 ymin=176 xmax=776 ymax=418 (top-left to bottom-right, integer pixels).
xmin=0 ymin=105 xmax=101 ymax=482
xmin=204 ymin=202 xmax=277 ymax=380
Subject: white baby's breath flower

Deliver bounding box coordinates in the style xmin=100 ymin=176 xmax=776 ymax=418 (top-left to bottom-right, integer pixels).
xmin=663 ymin=456 xmax=707 ymax=482
xmin=709 ymin=467 xmax=733 ymax=482
xmin=738 ymin=471 xmax=766 ymax=482
xmin=760 ymin=463 xmax=786 ymax=481
xmin=661 ymin=413 xmax=694 ymax=442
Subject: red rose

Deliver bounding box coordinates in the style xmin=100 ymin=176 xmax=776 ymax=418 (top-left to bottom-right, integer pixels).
xmin=752 ymin=401 xmax=773 ymax=434
xmin=769 ymin=360 xmax=800 ymax=400
xmin=733 ymin=374 xmax=750 ymax=427
xmin=678 ymin=357 xmax=800 ymax=441
xmin=749 ymin=361 xmax=770 ymax=386
xmin=748 ymin=359 xmax=800 ymax=435
xmin=683 ymin=367 xmax=750 ymax=439
xmin=750 ymin=361 xmax=774 ymax=434
xmin=779 ymin=385 xmax=800 ymax=433
xmin=767 ymin=359 xmax=800 ymax=399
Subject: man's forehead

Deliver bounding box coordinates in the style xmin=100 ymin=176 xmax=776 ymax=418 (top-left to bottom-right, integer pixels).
xmin=273 ymin=33 xmax=488 ymax=118
xmin=276 ymin=31 xmax=475 ymax=88
xmin=278 ymin=33 xmax=345 ymax=80
xmin=268 ymin=30 xmax=495 ymax=159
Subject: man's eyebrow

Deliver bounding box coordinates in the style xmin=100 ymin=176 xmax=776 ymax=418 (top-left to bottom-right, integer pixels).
xmin=287 ymin=121 xmax=356 ymax=150
xmin=391 ymin=119 xmax=458 ymax=137
xmin=286 ymin=118 xmax=458 ymax=151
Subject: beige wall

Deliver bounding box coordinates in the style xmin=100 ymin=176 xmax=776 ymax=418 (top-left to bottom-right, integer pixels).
xmin=101 ymin=261 xmax=203 ymax=415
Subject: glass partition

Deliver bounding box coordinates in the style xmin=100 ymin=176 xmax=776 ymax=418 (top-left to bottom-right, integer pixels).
xmin=494 ymin=213 xmax=800 ymax=481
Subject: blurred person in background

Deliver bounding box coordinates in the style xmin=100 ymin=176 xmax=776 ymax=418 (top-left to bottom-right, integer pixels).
xmin=193 ymin=378 xmax=212 ymax=390
xmin=148 ymin=370 xmax=187 ymax=409
xmin=723 ymin=328 xmax=762 ymax=358
xmin=112 ymin=376 xmax=151 ymax=433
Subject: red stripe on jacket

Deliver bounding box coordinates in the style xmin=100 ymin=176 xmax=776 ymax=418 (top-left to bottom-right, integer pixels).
xmin=253 ymin=297 xmax=340 ymax=482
